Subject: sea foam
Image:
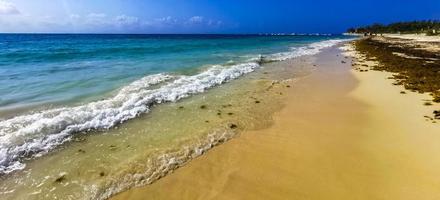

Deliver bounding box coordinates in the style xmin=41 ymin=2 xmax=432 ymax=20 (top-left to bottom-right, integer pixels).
xmin=0 ymin=63 xmax=258 ymax=174
xmin=267 ymin=39 xmax=349 ymax=61
xmin=0 ymin=39 xmax=347 ymax=175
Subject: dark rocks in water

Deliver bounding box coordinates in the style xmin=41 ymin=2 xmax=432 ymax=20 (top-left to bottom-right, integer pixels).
xmin=227 ymin=112 xmax=234 ymax=115
xmin=255 ymin=100 xmax=261 ymax=104
xmin=424 ymin=102 xmax=433 ymax=106
xmin=205 ymin=120 xmax=210 ymax=123
xmin=55 ymin=174 xmax=66 ymax=183
xmin=200 ymin=105 xmax=207 ymax=109
xmin=218 ymin=138 xmax=226 ymax=143
xmin=400 ymin=91 xmax=406 ymax=94
xmin=217 ymin=112 xmax=221 ymax=116
xmin=229 ymin=123 xmax=238 ymax=129
xmin=99 ymin=172 xmax=105 ymax=177
xmin=434 ymin=110 xmax=440 ymax=119
xmin=178 ymin=106 xmax=184 ymax=109
xmin=78 ymin=149 xmax=86 ymax=153
xmin=256 ymin=55 xmax=265 ymax=65
xmin=341 ymin=61 xmax=346 ymax=64
xmin=222 ymin=104 xmax=233 ymax=108
xmin=286 ymin=85 xmax=291 ymax=88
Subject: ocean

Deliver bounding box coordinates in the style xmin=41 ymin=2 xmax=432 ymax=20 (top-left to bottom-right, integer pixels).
xmin=0 ymin=34 xmax=352 ymax=199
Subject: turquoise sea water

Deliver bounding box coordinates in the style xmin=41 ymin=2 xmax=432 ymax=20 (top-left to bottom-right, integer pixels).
xmin=1 ymin=34 xmax=346 ymax=110
xmin=0 ymin=34 xmax=352 ymax=176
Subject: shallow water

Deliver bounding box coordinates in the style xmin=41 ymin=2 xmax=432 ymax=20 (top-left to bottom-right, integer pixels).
xmin=0 ymin=34 xmax=352 ymax=199
xmin=0 ymin=34 xmax=341 ymax=112
xmin=0 ymin=56 xmax=315 ymax=199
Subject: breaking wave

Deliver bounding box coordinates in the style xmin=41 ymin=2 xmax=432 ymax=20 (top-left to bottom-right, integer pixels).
xmin=0 ymin=39 xmax=347 ymax=175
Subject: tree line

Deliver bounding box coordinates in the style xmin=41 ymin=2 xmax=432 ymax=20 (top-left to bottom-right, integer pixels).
xmin=347 ymin=20 xmax=440 ymax=35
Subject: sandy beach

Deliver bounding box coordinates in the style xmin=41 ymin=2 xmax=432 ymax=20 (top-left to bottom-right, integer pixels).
xmin=2 ymin=2 xmax=440 ymax=200
xmin=383 ymin=33 xmax=440 ymax=42
xmin=112 ymin=42 xmax=440 ymax=200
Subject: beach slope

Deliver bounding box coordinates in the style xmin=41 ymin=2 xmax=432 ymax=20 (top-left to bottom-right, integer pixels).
xmin=112 ymin=44 xmax=440 ymax=200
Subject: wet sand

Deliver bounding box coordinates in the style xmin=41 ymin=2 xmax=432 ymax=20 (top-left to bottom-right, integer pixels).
xmin=112 ymin=46 xmax=440 ymax=200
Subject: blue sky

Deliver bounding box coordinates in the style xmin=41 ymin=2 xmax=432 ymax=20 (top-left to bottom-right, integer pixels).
xmin=0 ymin=0 xmax=439 ymax=33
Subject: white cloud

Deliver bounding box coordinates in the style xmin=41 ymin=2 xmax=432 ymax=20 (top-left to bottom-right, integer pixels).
xmin=87 ymin=13 xmax=106 ymax=18
xmin=85 ymin=13 xmax=108 ymax=25
xmin=0 ymin=10 xmax=225 ymax=33
xmin=155 ymin=16 xmax=178 ymax=25
xmin=115 ymin=15 xmax=139 ymax=26
xmin=0 ymin=0 xmax=20 ymax=15
xmin=188 ymin=16 xmax=204 ymax=24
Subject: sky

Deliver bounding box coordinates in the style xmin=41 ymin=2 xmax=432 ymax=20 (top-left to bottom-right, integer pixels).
xmin=0 ymin=0 xmax=439 ymax=34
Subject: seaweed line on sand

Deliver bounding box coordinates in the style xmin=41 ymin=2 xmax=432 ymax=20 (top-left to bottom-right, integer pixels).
xmin=343 ymin=36 xmax=440 ymax=120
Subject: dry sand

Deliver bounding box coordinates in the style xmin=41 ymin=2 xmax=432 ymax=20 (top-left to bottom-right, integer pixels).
xmin=383 ymin=33 xmax=440 ymax=42
xmin=380 ymin=34 xmax=440 ymax=53
xmin=112 ymin=45 xmax=440 ymax=200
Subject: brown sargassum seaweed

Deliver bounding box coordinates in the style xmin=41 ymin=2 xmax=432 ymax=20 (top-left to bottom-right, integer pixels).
xmin=355 ymin=37 xmax=440 ymax=103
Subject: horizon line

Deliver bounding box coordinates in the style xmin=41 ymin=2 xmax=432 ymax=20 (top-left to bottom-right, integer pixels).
xmin=0 ymin=32 xmax=342 ymax=35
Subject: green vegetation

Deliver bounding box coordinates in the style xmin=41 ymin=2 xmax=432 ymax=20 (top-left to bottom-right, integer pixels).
xmin=348 ymin=20 xmax=440 ymax=35
xmin=354 ymin=38 xmax=440 ymax=103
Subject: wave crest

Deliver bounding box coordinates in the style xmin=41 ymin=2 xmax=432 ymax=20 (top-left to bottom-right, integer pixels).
xmin=0 ymin=38 xmax=347 ymax=175
xmin=0 ymin=63 xmax=259 ymax=174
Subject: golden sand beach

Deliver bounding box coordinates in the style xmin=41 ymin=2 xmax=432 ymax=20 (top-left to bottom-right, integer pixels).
xmin=112 ymin=42 xmax=440 ymax=200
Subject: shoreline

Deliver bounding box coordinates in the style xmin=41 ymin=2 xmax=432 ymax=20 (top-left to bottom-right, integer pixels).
xmin=0 ymin=37 xmax=347 ymax=177
xmin=0 ymin=39 xmax=328 ymax=199
xmin=112 ymin=43 xmax=440 ymax=199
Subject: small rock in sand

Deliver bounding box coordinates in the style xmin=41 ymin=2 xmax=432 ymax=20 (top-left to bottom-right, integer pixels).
xmin=109 ymin=145 xmax=117 ymax=150
xmin=55 ymin=174 xmax=67 ymax=183
xmin=424 ymin=102 xmax=433 ymax=106
xmin=229 ymin=123 xmax=238 ymax=129
xmin=434 ymin=110 xmax=440 ymax=119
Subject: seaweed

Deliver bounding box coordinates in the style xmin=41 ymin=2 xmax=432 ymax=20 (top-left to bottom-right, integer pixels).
xmin=355 ymin=37 xmax=440 ymax=103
